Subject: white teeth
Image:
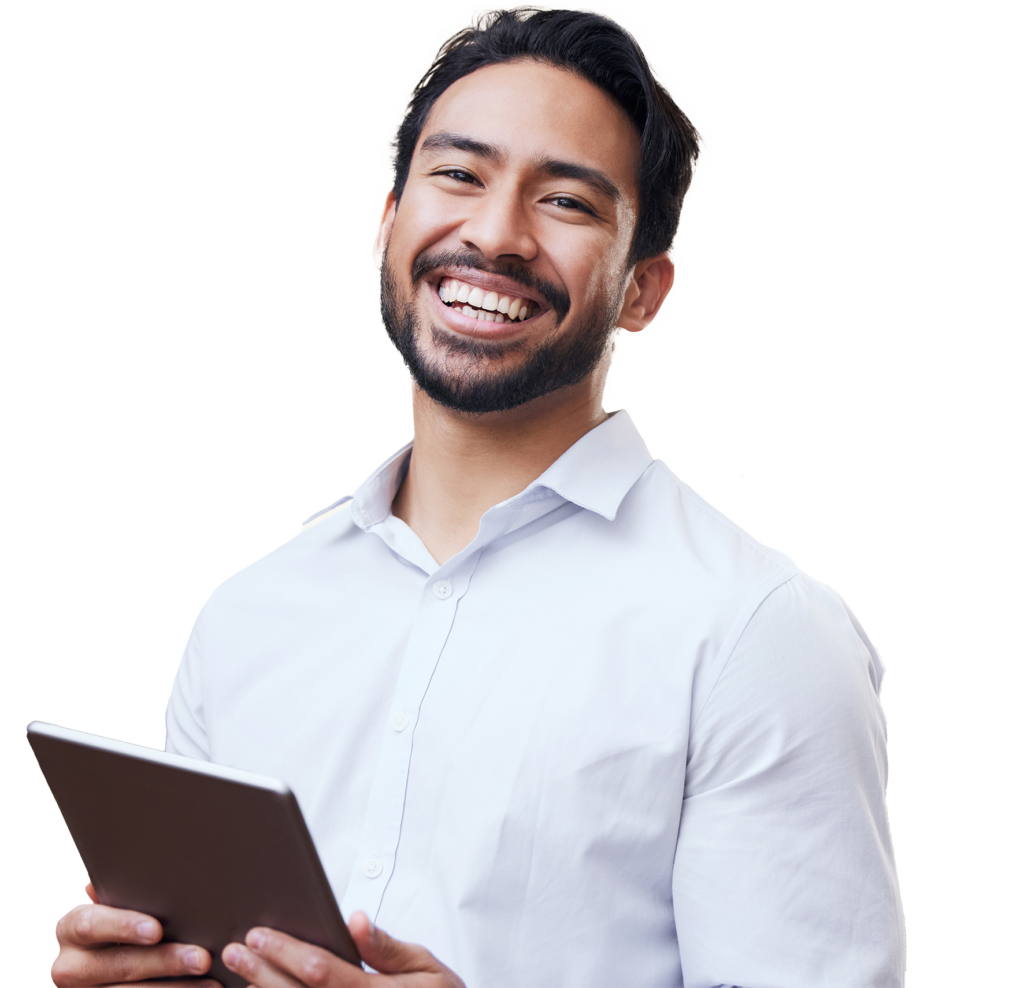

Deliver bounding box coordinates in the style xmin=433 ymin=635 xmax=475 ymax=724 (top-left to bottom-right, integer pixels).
xmin=440 ymin=278 xmax=535 ymax=322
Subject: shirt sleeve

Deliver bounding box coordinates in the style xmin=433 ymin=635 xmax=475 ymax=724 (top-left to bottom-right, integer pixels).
xmin=673 ymin=574 xmax=905 ymax=988
xmin=164 ymin=607 xmax=212 ymax=760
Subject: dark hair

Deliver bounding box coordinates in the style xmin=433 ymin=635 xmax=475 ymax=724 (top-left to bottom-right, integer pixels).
xmin=392 ymin=7 xmax=700 ymax=264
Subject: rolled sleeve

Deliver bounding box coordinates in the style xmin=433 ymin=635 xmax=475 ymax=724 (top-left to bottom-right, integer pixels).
xmin=674 ymin=574 xmax=905 ymax=987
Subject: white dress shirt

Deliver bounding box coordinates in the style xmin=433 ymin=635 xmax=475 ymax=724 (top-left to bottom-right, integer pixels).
xmin=166 ymin=410 xmax=904 ymax=988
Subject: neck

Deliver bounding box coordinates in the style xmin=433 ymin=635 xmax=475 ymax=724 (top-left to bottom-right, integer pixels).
xmin=391 ymin=355 xmax=611 ymax=565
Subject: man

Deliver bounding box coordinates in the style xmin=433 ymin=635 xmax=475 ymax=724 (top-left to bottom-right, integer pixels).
xmin=52 ymin=9 xmax=904 ymax=988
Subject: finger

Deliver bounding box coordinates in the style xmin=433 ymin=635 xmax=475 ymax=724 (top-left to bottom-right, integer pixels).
xmin=222 ymin=942 xmax=306 ymax=988
xmin=103 ymin=981 xmax=221 ymax=988
xmin=84 ymin=883 xmax=99 ymax=904
xmin=51 ymin=942 xmax=213 ymax=987
xmin=243 ymin=928 xmax=366 ymax=987
xmin=346 ymin=912 xmax=440 ymax=976
xmin=56 ymin=903 xmax=164 ymax=947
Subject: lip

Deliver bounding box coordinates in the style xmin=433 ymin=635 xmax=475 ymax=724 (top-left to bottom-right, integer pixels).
xmin=426 ymin=282 xmax=543 ymax=339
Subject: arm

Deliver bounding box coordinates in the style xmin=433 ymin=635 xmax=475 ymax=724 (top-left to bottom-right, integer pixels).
xmin=674 ymin=575 xmax=905 ymax=988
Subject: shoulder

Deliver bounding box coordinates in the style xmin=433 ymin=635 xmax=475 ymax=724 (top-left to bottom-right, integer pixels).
xmin=619 ymin=464 xmax=882 ymax=707
xmin=616 ymin=460 xmax=801 ymax=639
xmin=754 ymin=574 xmax=883 ymax=685
xmin=197 ymin=494 xmax=362 ymax=621
xmin=638 ymin=468 xmax=880 ymax=692
xmin=688 ymin=572 xmax=887 ymax=787
xmin=301 ymin=495 xmax=353 ymax=529
xmin=630 ymin=459 xmax=796 ymax=573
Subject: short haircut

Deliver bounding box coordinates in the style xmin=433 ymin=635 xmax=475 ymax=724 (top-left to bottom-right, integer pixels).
xmin=392 ymin=7 xmax=701 ymax=264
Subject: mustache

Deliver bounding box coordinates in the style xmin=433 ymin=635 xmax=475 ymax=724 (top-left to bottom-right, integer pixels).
xmin=411 ymin=248 xmax=571 ymax=323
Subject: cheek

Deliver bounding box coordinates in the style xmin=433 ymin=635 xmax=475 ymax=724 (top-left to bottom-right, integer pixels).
xmin=590 ymin=229 xmax=634 ymax=310
xmin=552 ymin=237 xmax=628 ymax=311
xmin=541 ymin=206 xmax=633 ymax=308
xmin=393 ymin=187 xmax=463 ymax=252
xmin=578 ymin=262 xmax=629 ymax=322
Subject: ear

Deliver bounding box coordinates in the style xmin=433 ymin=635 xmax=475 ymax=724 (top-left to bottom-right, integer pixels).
xmin=616 ymin=253 xmax=675 ymax=333
xmin=373 ymin=191 xmax=398 ymax=271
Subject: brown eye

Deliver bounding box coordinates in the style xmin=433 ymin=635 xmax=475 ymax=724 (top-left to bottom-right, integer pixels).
xmin=439 ymin=169 xmax=477 ymax=184
xmin=550 ymin=196 xmax=595 ymax=216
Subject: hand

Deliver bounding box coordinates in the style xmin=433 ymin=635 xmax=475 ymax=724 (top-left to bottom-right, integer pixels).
xmin=52 ymin=883 xmax=219 ymax=987
xmin=221 ymin=910 xmax=464 ymax=988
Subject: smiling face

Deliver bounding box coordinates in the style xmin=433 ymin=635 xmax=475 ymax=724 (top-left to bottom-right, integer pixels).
xmin=378 ymin=59 xmax=644 ymax=414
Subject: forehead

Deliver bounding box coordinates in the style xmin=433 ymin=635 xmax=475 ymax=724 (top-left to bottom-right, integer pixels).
xmin=417 ymin=60 xmax=640 ymax=195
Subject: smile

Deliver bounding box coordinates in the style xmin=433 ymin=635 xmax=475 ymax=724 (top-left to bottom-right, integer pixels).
xmin=437 ymin=277 xmax=535 ymax=323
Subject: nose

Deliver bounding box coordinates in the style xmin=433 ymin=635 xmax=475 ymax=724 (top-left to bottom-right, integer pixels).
xmin=458 ymin=183 xmax=538 ymax=262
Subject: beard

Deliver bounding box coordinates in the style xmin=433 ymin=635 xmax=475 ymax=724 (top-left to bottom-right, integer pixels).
xmin=381 ymin=246 xmax=622 ymax=414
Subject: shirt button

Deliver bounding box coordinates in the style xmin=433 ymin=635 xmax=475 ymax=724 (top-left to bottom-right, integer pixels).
xmin=390 ymin=711 xmax=410 ymax=732
xmin=362 ymin=857 xmax=382 ymax=879
xmin=433 ymin=579 xmax=453 ymax=600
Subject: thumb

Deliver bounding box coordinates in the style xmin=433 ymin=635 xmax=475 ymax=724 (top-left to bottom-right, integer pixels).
xmin=347 ymin=911 xmax=440 ymax=975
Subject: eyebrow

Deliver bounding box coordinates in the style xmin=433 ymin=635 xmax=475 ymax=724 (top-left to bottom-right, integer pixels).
xmin=419 ymin=131 xmax=622 ymax=203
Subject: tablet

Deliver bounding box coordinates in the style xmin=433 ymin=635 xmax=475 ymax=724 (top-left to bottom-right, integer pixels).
xmin=28 ymin=721 xmax=360 ymax=986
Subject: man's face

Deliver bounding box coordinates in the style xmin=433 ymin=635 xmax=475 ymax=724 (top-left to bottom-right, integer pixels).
xmin=379 ymin=60 xmax=641 ymax=413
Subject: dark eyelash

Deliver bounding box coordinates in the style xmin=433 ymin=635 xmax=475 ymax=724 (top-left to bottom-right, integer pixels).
xmin=437 ymin=169 xmax=477 ymax=184
xmin=552 ymin=196 xmax=595 ymax=217
xmin=436 ymin=170 xmax=598 ymax=215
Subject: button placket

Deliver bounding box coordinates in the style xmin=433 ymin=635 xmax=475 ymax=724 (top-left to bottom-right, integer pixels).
xmin=341 ymin=554 xmax=483 ymax=922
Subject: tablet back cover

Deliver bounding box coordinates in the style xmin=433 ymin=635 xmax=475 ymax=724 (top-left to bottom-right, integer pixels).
xmin=28 ymin=722 xmax=359 ymax=986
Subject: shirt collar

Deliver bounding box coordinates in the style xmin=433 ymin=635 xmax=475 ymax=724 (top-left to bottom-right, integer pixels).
xmin=526 ymin=409 xmax=652 ymax=521
xmin=349 ymin=409 xmax=652 ymax=531
xmin=349 ymin=441 xmax=413 ymax=530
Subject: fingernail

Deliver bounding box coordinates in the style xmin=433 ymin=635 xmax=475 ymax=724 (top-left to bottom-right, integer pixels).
xmin=223 ymin=944 xmax=241 ymax=967
xmin=248 ymin=929 xmax=265 ymax=951
xmin=184 ymin=947 xmax=204 ymax=973
xmin=135 ymin=919 xmax=158 ymax=940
